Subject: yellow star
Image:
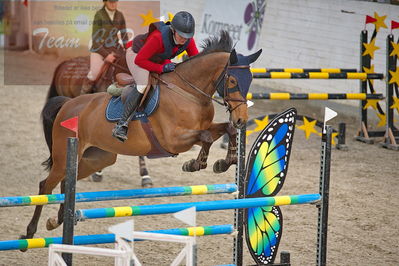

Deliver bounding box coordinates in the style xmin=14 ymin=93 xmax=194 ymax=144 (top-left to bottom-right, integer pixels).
xmin=139 ymin=10 xmax=159 ymax=27
xmin=376 ymin=113 xmax=386 ymax=127
xmin=389 ymin=68 xmax=399 ymax=86
xmin=363 ymin=99 xmax=381 ymax=110
xmin=297 ymin=117 xmax=319 ymax=139
xmin=253 ymin=116 xmax=269 ymax=133
xmin=246 ymin=129 xmax=254 ymax=138
xmin=315 ymin=131 xmax=339 ymax=145
xmin=363 ymin=38 xmax=380 ymax=59
xmin=372 ymin=12 xmax=387 ymax=32
xmin=390 ymin=41 xmax=399 ymax=57
xmin=363 ymin=65 xmax=375 ymax=85
xmin=390 ymin=97 xmax=399 ymax=113
xmin=167 ymin=12 xmax=174 ymax=22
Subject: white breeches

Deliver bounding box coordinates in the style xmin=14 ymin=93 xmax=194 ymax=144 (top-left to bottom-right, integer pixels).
xmin=126 ymin=48 xmax=149 ymax=93
xmin=87 ymin=52 xmax=105 ymax=81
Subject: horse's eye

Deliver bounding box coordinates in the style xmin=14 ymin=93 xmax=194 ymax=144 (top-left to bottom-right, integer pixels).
xmin=230 ymin=79 xmax=237 ymax=85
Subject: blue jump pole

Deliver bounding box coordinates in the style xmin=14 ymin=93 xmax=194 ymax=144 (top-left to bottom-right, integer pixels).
xmin=0 ymin=224 xmax=233 ymax=251
xmin=0 ymin=184 xmax=237 ymax=207
xmin=76 ymin=194 xmax=321 ymax=221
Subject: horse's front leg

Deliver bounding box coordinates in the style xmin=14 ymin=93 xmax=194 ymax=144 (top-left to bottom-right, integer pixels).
xmin=213 ymin=123 xmax=238 ymax=173
xmin=182 ymin=130 xmax=213 ymax=172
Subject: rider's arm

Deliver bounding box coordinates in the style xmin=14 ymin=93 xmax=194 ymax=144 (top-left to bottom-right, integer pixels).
xmin=91 ymin=11 xmax=109 ymax=58
xmin=134 ymin=32 xmax=166 ymax=74
xmin=186 ymin=38 xmax=199 ymax=57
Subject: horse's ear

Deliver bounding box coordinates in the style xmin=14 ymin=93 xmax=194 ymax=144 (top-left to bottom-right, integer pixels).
xmin=230 ymin=49 xmax=238 ymax=65
xmin=247 ymin=49 xmax=262 ymax=64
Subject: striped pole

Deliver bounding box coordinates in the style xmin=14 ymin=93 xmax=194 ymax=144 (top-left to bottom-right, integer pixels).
xmin=252 ymin=72 xmax=384 ymax=79
xmin=0 ymin=184 xmax=237 ymax=207
xmin=76 ymin=194 xmax=321 ymax=221
xmin=251 ymin=68 xmax=358 ymax=73
xmin=246 ymin=93 xmax=384 ymax=100
xmin=0 ymin=224 xmax=233 ymax=251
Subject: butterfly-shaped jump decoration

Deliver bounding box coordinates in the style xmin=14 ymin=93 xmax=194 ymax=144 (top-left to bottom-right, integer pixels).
xmin=244 ymin=108 xmax=297 ymax=265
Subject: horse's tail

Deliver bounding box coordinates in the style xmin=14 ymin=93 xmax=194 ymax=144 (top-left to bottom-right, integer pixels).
xmin=41 ymin=96 xmax=70 ymax=171
xmin=46 ymin=61 xmax=66 ymax=100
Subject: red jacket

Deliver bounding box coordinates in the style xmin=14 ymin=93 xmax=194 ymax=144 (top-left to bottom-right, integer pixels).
xmin=127 ymin=29 xmax=199 ymax=74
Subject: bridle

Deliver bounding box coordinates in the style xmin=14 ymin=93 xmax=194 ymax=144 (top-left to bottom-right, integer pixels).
xmin=173 ymin=61 xmax=249 ymax=113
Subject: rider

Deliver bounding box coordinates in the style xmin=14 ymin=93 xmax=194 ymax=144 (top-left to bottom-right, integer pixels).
xmin=82 ymin=0 xmax=129 ymax=94
xmin=112 ymin=11 xmax=199 ymax=142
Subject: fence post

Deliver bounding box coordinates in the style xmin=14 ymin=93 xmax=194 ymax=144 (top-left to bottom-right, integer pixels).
xmin=62 ymin=137 xmax=78 ymax=265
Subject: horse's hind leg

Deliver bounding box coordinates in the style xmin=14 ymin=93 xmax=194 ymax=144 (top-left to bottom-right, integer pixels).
xmin=20 ymin=165 xmax=65 ymax=246
xmin=46 ymin=148 xmax=117 ymax=231
xmin=139 ymin=156 xmax=153 ymax=188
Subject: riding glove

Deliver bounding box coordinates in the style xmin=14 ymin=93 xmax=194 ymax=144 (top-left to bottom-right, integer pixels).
xmin=162 ymin=63 xmax=176 ymax=73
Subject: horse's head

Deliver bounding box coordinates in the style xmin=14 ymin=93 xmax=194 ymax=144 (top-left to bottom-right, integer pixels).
xmin=217 ymin=48 xmax=262 ymax=128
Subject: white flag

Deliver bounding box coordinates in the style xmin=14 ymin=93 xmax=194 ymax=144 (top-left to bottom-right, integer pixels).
xmin=108 ymin=220 xmax=134 ymax=241
xmin=323 ymin=107 xmax=337 ymax=133
xmin=173 ymin=207 xmax=196 ymax=227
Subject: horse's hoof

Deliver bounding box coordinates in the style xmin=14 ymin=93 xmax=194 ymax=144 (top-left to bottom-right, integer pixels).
xmin=91 ymin=172 xmax=103 ymax=182
xmin=182 ymin=159 xmax=200 ymax=172
xmin=19 ymin=235 xmax=28 ymax=252
xmin=213 ymin=159 xmax=230 ymax=173
xmin=141 ymin=175 xmax=153 ymax=188
xmin=46 ymin=217 xmax=60 ymax=231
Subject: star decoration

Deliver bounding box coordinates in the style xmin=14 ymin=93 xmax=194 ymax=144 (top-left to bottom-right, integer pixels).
xmin=390 ymin=41 xmax=399 ymax=57
xmin=167 ymin=12 xmax=174 ymax=22
xmin=246 ymin=129 xmax=254 ymax=137
xmin=363 ymin=99 xmax=381 ymax=110
xmin=363 ymin=38 xmax=380 ymax=59
xmin=389 ymin=68 xmax=399 ymax=86
xmin=390 ymin=96 xmax=399 ymax=113
xmin=376 ymin=113 xmax=386 ymax=127
xmin=315 ymin=132 xmax=339 ymax=145
xmin=297 ymin=117 xmax=319 ymax=139
xmin=372 ymin=12 xmax=387 ymax=32
xmin=253 ymin=116 xmax=269 ymax=132
xmin=363 ymin=65 xmax=375 ymax=85
xmin=139 ymin=10 xmax=159 ymax=27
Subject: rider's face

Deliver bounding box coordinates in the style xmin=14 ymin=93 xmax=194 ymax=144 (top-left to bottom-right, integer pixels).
xmin=105 ymin=1 xmax=118 ymax=11
xmin=174 ymin=31 xmax=188 ymax=45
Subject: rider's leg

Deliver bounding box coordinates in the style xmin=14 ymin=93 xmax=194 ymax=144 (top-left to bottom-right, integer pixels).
xmin=112 ymin=83 xmax=143 ymax=142
xmin=82 ymin=52 xmax=104 ymax=94
xmin=112 ymin=50 xmax=150 ymax=142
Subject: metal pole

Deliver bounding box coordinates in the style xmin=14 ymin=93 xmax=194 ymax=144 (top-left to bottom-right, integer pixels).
xmin=316 ymin=126 xmax=332 ymax=266
xmin=233 ymin=126 xmax=246 ymax=266
xmin=62 ymin=137 xmax=78 ymax=265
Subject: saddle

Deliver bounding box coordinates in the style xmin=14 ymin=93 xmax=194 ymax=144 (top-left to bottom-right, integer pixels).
xmin=105 ymin=73 xmax=176 ymax=159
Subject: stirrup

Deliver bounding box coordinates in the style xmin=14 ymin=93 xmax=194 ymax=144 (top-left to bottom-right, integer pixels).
xmin=112 ymin=123 xmax=129 ymax=142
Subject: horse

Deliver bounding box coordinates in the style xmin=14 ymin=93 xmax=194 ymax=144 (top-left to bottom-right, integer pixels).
xmin=47 ymin=52 xmax=153 ymax=187
xmin=20 ymin=31 xmax=262 ymax=241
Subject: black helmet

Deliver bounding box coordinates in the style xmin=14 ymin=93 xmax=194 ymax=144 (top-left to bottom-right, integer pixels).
xmin=171 ymin=11 xmax=195 ymax=39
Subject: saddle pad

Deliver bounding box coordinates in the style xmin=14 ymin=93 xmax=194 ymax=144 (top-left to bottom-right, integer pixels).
xmin=105 ymin=85 xmax=160 ymax=122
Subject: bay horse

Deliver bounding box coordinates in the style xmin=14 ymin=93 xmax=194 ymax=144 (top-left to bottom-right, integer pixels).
xmin=47 ymin=52 xmax=153 ymax=186
xmin=21 ymin=31 xmax=262 ymax=241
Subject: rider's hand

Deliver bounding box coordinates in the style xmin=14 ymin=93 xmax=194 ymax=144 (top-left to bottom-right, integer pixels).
xmin=105 ymin=53 xmax=116 ymax=63
xmin=162 ymin=63 xmax=176 ymax=73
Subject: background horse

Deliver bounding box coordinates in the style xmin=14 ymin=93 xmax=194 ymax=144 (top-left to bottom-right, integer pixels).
xmin=46 ymin=53 xmax=153 ymax=186
xmin=21 ymin=31 xmax=262 ymax=241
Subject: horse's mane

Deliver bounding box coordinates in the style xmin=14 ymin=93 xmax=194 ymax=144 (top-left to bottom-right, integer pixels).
xmin=180 ymin=30 xmax=232 ymax=64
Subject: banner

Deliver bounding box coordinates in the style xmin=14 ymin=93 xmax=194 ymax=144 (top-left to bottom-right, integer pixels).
xmin=198 ymin=0 xmax=266 ymax=54
xmin=4 ymin=1 xmax=160 ymax=85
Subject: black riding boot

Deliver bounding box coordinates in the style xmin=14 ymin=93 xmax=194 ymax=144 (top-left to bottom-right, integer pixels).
xmin=112 ymin=85 xmax=143 ymax=142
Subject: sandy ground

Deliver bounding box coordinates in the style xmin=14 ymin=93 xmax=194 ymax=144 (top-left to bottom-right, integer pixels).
xmin=0 ymin=50 xmax=398 ymax=266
